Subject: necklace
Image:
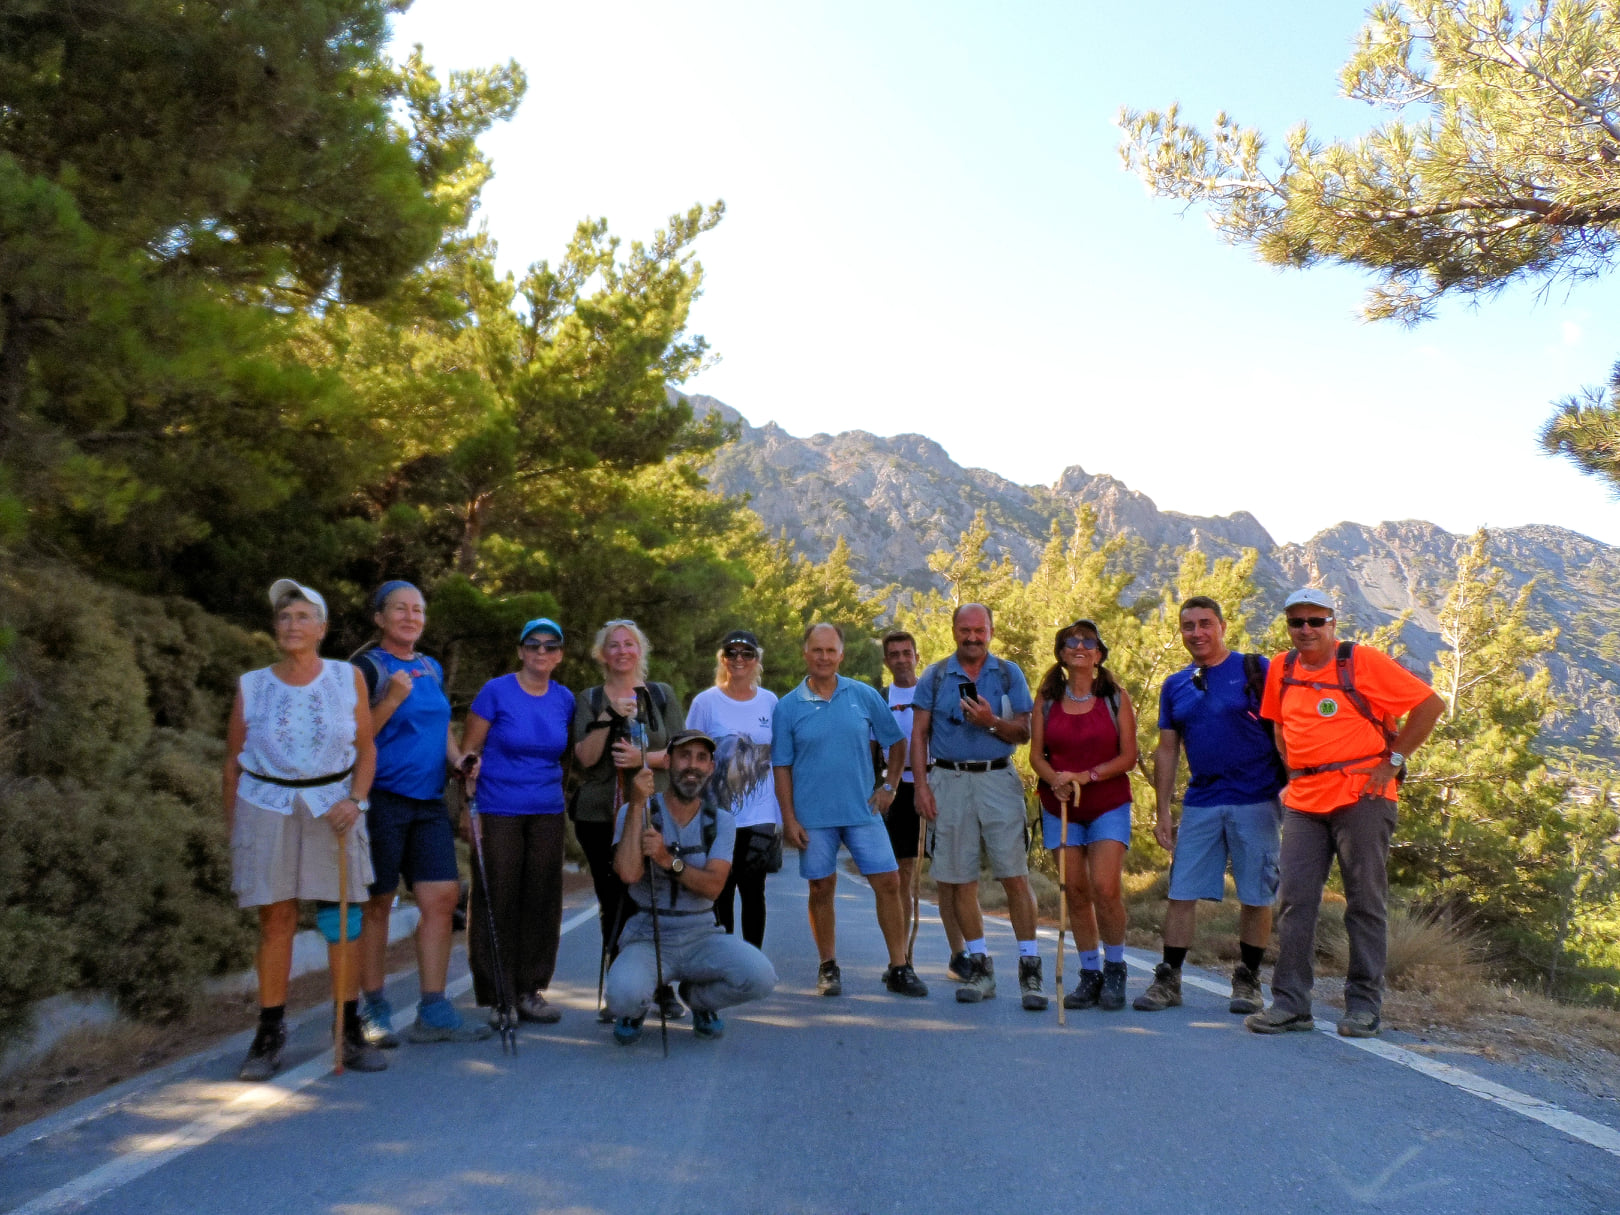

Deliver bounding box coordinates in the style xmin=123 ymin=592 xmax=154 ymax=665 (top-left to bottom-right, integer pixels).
xmin=1063 ymin=686 xmax=1095 ymax=704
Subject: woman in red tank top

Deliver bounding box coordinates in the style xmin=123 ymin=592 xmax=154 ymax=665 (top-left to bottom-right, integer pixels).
xmin=1029 ymin=619 xmax=1138 ymax=1011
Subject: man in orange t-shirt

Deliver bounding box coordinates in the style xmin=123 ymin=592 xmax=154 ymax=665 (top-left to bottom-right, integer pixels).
xmin=1245 ymin=588 xmax=1445 ymax=1040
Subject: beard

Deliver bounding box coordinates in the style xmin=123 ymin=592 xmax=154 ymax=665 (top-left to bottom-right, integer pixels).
xmin=671 ymin=769 xmax=708 ymax=801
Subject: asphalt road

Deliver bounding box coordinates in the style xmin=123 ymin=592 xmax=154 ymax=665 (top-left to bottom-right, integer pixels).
xmin=4 ymin=867 xmax=1619 ymax=1215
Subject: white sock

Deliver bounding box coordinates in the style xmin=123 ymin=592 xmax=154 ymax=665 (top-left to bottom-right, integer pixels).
xmin=1017 ymin=939 xmax=1039 ymax=958
xmin=966 ymin=938 xmax=987 ymax=956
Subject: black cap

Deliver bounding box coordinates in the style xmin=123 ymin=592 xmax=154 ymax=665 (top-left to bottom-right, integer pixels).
xmin=666 ymin=729 xmax=718 ymax=755
xmin=720 ymin=629 xmax=759 ymax=652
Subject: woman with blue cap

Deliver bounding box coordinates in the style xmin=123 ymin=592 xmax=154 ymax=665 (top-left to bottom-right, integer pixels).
xmin=461 ymin=617 xmax=576 ymax=1024
xmin=352 ymin=581 xmax=490 ymax=1048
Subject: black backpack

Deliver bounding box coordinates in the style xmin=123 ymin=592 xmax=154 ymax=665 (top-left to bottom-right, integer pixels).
xmin=352 ymin=645 xmax=442 ymax=709
xmin=1278 ymin=641 xmax=1404 ymax=782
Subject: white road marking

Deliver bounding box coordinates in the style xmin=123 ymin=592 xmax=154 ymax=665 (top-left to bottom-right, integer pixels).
xmin=6 ymin=904 xmax=600 ymax=1215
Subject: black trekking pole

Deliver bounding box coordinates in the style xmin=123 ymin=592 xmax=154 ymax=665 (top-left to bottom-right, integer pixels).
xmin=462 ymin=761 xmax=517 ymax=1055
xmin=597 ymin=707 xmax=633 ymax=1019
xmin=632 ymin=690 xmax=669 ymax=1059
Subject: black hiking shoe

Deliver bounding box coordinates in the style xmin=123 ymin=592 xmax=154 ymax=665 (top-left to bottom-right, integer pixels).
xmin=817 ymin=959 xmax=843 ymax=997
xmin=237 ymin=1022 xmax=287 ymax=1082
xmin=1133 ymin=962 xmax=1182 ymax=1011
xmin=1018 ymin=956 xmax=1048 ymax=1011
xmin=1063 ymin=969 xmax=1103 ymax=1010
xmin=946 ymin=951 xmax=974 ymax=982
xmin=1099 ymin=960 xmax=1128 ymax=1011
xmin=1229 ymin=963 xmax=1264 ymax=1015
xmin=655 ymin=983 xmax=686 ymax=1020
xmin=341 ymin=1034 xmax=388 ymax=1073
xmin=955 ymin=954 xmax=996 ymax=1003
xmin=883 ymin=962 xmax=929 ymax=998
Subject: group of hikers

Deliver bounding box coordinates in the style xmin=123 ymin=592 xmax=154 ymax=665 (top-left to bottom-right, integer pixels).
xmin=224 ymin=575 xmax=1444 ymax=1080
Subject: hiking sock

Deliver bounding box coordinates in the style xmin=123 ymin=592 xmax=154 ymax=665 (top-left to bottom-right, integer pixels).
xmin=1080 ymin=949 xmax=1102 ymax=971
xmin=419 ymin=990 xmax=447 ymax=1009
xmin=342 ymin=999 xmax=363 ymax=1039
xmin=362 ymin=987 xmax=385 ymax=1006
xmin=1103 ymin=943 xmax=1125 ymax=965
xmin=1240 ymin=941 xmax=1266 ymax=973
xmin=1163 ymin=945 xmax=1188 ymax=970
xmin=1017 ymin=939 xmax=1039 ymax=958
xmin=258 ymin=1005 xmax=286 ymax=1030
xmin=965 ymin=938 xmax=987 ymax=956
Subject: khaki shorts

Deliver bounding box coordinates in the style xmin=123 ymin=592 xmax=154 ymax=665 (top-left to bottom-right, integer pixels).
xmin=928 ymin=766 xmax=1029 ymax=883
xmin=231 ymin=797 xmax=375 ymax=908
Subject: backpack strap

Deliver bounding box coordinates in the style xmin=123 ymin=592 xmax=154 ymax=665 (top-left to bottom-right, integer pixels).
xmin=1279 ymin=642 xmax=1401 ymax=781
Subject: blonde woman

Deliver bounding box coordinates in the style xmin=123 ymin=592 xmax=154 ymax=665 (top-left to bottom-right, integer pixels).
xmin=685 ymin=630 xmax=781 ymax=947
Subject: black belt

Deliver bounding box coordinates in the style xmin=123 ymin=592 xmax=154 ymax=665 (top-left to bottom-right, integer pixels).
xmin=241 ymin=764 xmax=354 ymax=789
xmin=933 ymin=758 xmax=1009 ymax=773
xmin=628 ymin=903 xmax=713 ymax=917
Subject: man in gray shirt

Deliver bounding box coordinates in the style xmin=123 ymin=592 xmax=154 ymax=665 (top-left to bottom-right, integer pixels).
xmin=606 ymin=730 xmax=778 ymax=1045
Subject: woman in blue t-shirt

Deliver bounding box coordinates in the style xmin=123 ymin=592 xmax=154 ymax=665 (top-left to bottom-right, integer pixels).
xmin=461 ymin=617 xmax=576 ymax=1024
xmin=353 ymin=581 xmax=488 ymax=1048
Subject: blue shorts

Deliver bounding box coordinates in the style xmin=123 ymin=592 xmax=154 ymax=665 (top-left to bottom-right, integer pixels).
xmin=799 ymin=817 xmax=899 ymax=881
xmin=1168 ymin=799 xmax=1283 ymax=906
xmin=1042 ymin=802 xmax=1132 ymax=849
xmin=367 ymin=789 xmax=459 ymax=896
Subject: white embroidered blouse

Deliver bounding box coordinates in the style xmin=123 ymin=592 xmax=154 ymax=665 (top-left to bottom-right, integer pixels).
xmin=236 ymin=659 xmax=359 ymax=817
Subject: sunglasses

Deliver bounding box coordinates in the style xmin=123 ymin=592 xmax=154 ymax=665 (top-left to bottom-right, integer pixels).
xmin=1061 ymin=635 xmax=1101 ymax=651
xmin=1191 ymin=667 xmax=1208 ymax=693
xmin=723 ymin=647 xmax=757 ymax=660
xmin=1286 ymin=616 xmax=1334 ymax=629
xmin=522 ymin=640 xmax=563 ymax=652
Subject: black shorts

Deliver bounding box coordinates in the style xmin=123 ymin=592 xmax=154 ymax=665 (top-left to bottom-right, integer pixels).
xmin=883 ymin=782 xmax=930 ymax=860
xmin=366 ymin=789 xmax=459 ymax=897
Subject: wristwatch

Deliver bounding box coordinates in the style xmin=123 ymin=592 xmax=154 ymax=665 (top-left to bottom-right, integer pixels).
xmin=668 ymin=855 xmax=686 ymax=876
xmin=1388 ymin=751 xmax=1406 ymax=769
xmin=353 ymin=797 xmax=369 ymax=812
xmin=881 ymin=783 xmax=894 ymax=793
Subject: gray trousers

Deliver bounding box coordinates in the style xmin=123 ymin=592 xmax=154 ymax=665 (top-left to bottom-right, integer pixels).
xmin=605 ymin=916 xmax=777 ymax=1019
xmin=1271 ymin=797 xmax=1397 ymax=1018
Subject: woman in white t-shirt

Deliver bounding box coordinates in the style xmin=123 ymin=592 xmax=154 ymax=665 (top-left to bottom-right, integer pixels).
xmin=685 ymin=629 xmax=780 ymax=948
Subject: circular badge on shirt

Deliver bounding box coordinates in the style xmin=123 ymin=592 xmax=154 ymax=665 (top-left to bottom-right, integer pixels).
xmin=1317 ymin=697 xmax=1338 ymax=718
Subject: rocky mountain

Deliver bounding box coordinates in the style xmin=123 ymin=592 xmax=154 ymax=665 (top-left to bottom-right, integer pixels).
xmin=692 ymin=394 xmax=1620 ymax=756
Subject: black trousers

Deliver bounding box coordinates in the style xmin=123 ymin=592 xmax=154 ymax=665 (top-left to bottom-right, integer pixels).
xmin=574 ymin=817 xmax=630 ymax=960
xmin=469 ymin=812 xmax=564 ymax=1006
xmin=714 ymin=825 xmax=772 ymax=948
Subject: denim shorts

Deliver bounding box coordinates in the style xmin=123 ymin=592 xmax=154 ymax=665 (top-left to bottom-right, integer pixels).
xmin=799 ymin=817 xmax=899 ymax=881
xmin=367 ymin=788 xmax=459 ymax=896
xmin=1042 ymin=802 xmax=1132 ymax=849
xmin=1168 ymin=798 xmax=1283 ymax=906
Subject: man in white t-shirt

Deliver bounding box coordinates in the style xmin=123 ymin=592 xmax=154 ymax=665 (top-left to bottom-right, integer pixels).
xmin=878 ymin=631 xmax=968 ymax=980
xmin=685 ymin=630 xmax=781 ymax=950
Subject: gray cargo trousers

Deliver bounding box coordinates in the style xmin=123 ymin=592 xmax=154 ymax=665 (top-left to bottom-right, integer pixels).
xmin=605 ymin=914 xmax=777 ymax=1020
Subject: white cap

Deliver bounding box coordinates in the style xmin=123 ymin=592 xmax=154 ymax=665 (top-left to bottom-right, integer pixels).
xmin=1283 ymin=587 xmax=1335 ymax=613
xmin=268 ymin=578 xmax=328 ymax=622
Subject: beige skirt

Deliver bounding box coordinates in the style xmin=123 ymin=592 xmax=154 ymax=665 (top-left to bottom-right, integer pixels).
xmin=231 ymin=797 xmax=375 ymax=908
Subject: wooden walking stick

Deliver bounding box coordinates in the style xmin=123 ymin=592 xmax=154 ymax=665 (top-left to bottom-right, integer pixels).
xmin=1057 ymin=788 xmax=1074 ymax=1027
xmin=334 ymin=826 xmax=349 ymax=1073
xmin=907 ymin=816 xmax=926 ymax=966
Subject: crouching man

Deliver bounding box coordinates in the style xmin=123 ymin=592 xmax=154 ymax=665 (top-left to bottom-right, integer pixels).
xmin=606 ymin=729 xmax=777 ymax=1045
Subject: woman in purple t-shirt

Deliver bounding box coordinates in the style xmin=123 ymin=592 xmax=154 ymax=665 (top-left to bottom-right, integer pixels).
xmin=462 ymin=617 xmax=575 ymax=1025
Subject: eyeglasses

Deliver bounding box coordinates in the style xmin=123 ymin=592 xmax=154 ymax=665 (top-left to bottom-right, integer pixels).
xmin=723 ymin=647 xmax=757 ymax=660
xmin=522 ymin=640 xmax=563 ymax=652
xmin=1061 ymin=636 xmax=1101 ymax=651
xmin=1286 ymin=616 xmax=1334 ymax=629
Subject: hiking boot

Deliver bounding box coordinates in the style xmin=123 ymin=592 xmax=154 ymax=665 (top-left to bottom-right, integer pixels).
xmin=1229 ymin=963 xmax=1263 ymax=1015
xmin=1099 ymin=960 xmax=1128 ymax=1011
xmin=955 ymin=954 xmax=996 ymax=1003
xmin=1132 ymin=963 xmax=1182 ymax=1011
xmin=946 ymin=950 xmax=974 ymax=982
xmin=597 ymin=1006 xmax=615 ymax=1024
xmin=407 ymin=1000 xmax=494 ymax=1044
xmin=359 ymin=994 xmax=401 ymax=1049
xmin=692 ymin=1008 xmax=725 ymax=1040
xmin=1337 ymin=1009 xmax=1382 ymax=1038
xmin=1245 ymin=1005 xmax=1316 ymax=1034
xmin=237 ymin=1022 xmax=287 ymax=1082
xmin=1018 ymin=956 xmax=1048 ymax=1011
xmin=655 ymin=983 xmax=686 ymax=1020
xmin=1063 ymin=969 xmax=1103 ymax=1010
xmin=817 ymin=959 xmax=843 ymax=997
xmin=487 ymin=1005 xmax=517 ymax=1032
xmin=517 ymin=993 xmax=561 ymax=1024
xmin=341 ymin=1035 xmax=389 ymax=1072
xmin=884 ymin=962 xmax=929 ymax=998
xmin=613 ymin=1015 xmax=643 ymax=1046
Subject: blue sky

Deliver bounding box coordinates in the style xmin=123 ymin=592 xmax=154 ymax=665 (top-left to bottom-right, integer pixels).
xmin=389 ymin=0 xmax=1620 ymax=547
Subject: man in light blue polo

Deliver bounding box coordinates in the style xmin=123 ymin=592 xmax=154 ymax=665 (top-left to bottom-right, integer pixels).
xmin=911 ymin=603 xmax=1039 ymax=1006
xmin=772 ymin=622 xmax=927 ymax=1000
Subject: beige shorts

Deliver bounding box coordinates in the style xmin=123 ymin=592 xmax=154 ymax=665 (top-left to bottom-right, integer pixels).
xmin=231 ymin=797 xmax=375 ymax=908
xmin=928 ymin=766 xmax=1030 ymax=883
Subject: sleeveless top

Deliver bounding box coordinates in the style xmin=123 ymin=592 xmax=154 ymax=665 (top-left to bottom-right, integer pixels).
xmin=236 ymin=659 xmax=359 ymax=817
xmin=1037 ymin=697 xmax=1132 ymax=823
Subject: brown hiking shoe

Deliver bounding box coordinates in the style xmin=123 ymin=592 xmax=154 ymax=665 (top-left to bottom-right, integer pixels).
xmin=955 ymin=954 xmax=996 ymax=1003
xmin=1132 ymin=962 xmax=1182 ymax=1011
xmin=1229 ymin=963 xmax=1263 ymax=1015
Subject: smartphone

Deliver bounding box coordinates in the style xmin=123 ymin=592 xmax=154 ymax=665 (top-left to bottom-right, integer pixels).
xmin=959 ymin=680 xmax=978 ymax=704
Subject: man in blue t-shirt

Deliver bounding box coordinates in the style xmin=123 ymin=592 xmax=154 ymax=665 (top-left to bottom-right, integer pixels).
xmin=1137 ymin=596 xmax=1286 ymax=1015
xmin=772 ymin=623 xmax=927 ymax=1000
